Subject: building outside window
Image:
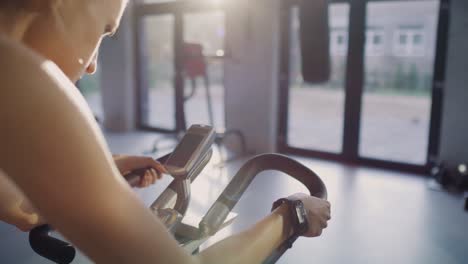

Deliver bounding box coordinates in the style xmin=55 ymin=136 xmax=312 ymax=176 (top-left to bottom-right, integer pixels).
xmin=330 ymin=28 xmax=348 ymax=56
xmin=393 ymin=27 xmax=426 ymax=57
xmin=366 ymin=28 xmax=385 ymax=56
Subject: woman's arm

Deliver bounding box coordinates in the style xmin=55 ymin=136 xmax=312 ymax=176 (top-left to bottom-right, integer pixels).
xmin=0 ymin=47 xmax=328 ymax=263
xmin=0 ymin=154 xmax=165 ymax=231
xmin=0 ymin=51 xmax=193 ymax=263
xmin=198 ymin=204 xmax=293 ymax=264
xmin=113 ymin=155 xmax=166 ymax=187
xmin=198 ymin=195 xmax=330 ymax=263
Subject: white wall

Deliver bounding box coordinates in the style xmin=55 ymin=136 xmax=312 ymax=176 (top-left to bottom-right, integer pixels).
xmin=100 ymin=2 xmax=137 ymax=131
xmin=224 ymin=0 xmax=281 ymax=153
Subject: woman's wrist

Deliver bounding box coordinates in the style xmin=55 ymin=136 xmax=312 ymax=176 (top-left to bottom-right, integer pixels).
xmin=271 ymin=203 xmax=295 ymax=241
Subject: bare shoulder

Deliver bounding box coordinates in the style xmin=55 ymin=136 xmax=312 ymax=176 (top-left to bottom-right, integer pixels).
xmin=0 ymin=36 xmax=103 ymax=174
xmin=0 ymin=36 xmax=93 ymax=122
xmin=0 ymin=36 xmax=52 ymax=91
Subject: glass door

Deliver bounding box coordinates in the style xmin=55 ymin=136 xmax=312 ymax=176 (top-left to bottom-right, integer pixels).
xmin=359 ymin=0 xmax=440 ymax=165
xmin=279 ymin=0 xmax=449 ymax=173
xmin=136 ymin=1 xmax=226 ymax=133
xmin=137 ymin=13 xmax=176 ymax=132
xmin=183 ymin=11 xmax=226 ymax=129
xmin=285 ymin=3 xmax=350 ymax=153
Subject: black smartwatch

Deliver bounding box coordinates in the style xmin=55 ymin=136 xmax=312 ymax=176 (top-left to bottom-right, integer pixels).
xmin=271 ymin=198 xmax=309 ymax=244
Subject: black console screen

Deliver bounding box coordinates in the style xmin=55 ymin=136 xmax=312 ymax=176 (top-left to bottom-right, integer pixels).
xmin=169 ymin=134 xmax=204 ymax=167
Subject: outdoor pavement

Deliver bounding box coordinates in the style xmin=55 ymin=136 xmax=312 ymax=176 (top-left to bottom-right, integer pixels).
xmin=86 ymin=85 xmax=431 ymax=165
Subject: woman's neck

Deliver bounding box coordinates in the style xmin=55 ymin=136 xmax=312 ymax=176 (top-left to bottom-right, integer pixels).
xmin=0 ymin=12 xmax=36 ymax=42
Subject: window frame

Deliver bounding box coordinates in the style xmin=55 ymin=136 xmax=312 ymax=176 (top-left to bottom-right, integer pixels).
xmin=277 ymin=0 xmax=450 ymax=175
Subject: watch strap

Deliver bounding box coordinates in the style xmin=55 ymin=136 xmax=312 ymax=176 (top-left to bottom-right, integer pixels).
xmin=271 ymin=198 xmax=309 ymax=238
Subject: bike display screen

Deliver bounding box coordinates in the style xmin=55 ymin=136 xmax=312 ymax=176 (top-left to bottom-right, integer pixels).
xmin=168 ymin=133 xmax=205 ymax=168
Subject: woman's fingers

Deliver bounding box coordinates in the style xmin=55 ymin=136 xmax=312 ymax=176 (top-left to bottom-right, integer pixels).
xmin=143 ymin=157 xmax=167 ymax=174
xmin=321 ymin=219 xmax=328 ymax=228
xmin=116 ymin=156 xmax=167 ymax=176
xmin=114 ymin=155 xmax=168 ymax=188
xmin=8 ymin=204 xmax=42 ymax=232
xmin=151 ymin=168 xmax=161 ymax=181
xmin=309 ymin=228 xmax=322 ymax=237
xmin=135 ymin=168 xmax=163 ymax=188
xmin=139 ymin=170 xmax=151 ymax=187
xmin=149 ymin=169 xmax=156 ymax=184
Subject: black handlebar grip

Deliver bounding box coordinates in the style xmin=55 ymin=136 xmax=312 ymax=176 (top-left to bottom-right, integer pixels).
xmin=29 ymin=225 xmax=76 ymax=264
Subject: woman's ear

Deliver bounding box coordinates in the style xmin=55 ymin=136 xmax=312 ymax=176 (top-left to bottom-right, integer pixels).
xmin=86 ymin=56 xmax=98 ymax=75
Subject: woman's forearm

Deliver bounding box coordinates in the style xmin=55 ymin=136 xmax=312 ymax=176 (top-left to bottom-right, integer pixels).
xmin=196 ymin=204 xmax=293 ymax=264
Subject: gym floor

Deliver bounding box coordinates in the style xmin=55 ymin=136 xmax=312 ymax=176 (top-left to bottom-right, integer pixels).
xmin=1 ymin=132 xmax=467 ymax=264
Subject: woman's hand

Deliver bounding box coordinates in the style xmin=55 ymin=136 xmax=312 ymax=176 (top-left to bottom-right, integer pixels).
xmin=0 ymin=171 xmax=45 ymax=231
xmin=2 ymin=199 xmax=46 ymax=232
xmin=113 ymin=155 xmax=167 ymax=188
xmin=288 ymin=193 xmax=331 ymax=237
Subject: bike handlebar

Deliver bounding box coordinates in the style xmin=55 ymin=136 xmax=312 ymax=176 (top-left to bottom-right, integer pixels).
xmin=199 ymin=153 xmax=327 ymax=236
xmin=29 ymin=153 xmax=327 ymax=264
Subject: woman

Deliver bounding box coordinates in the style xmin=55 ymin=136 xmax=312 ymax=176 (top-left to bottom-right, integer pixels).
xmin=0 ymin=0 xmax=331 ymax=263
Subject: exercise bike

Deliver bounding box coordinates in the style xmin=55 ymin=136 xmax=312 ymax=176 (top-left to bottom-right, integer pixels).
xmin=29 ymin=125 xmax=327 ymax=263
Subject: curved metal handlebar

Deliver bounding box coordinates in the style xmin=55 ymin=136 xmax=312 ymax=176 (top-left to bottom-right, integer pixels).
xmin=199 ymin=153 xmax=327 ymax=236
xmin=197 ymin=153 xmax=327 ymax=264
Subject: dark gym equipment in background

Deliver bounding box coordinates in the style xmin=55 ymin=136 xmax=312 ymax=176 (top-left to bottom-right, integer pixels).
xmin=143 ymin=42 xmax=248 ymax=164
xmin=134 ymin=2 xmax=247 ymax=164
xmin=431 ymin=161 xmax=468 ymax=190
xmin=299 ymin=0 xmax=330 ymax=83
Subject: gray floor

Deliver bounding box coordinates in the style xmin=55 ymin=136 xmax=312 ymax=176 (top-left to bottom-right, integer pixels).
xmin=1 ymin=131 xmax=467 ymax=264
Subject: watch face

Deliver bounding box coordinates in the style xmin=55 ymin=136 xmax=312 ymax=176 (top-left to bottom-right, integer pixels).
xmin=293 ymin=201 xmax=309 ymax=235
xmin=295 ymin=202 xmax=307 ymax=224
xmin=296 ymin=205 xmax=306 ymax=223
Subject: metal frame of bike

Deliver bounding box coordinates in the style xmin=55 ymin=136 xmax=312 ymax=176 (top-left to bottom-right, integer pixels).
xmin=133 ymin=1 xmax=224 ymax=134
xmin=277 ymin=0 xmax=450 ymax=175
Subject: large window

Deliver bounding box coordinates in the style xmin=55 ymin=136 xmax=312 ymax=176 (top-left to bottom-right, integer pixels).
xmin=136 ymin=2 xmax=226 ymax=133
xmin=139 ymin=15 xmax=176 ymax=130
xmin=183 ymin=11 xmax=226 ymax=129
xmin=279 ymin=0 xmax=445 ymax=172
xmin=360 ymin=1 xmax=438 ymax=164
xmin=287 ymin=4 xmax=350 ymax=153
